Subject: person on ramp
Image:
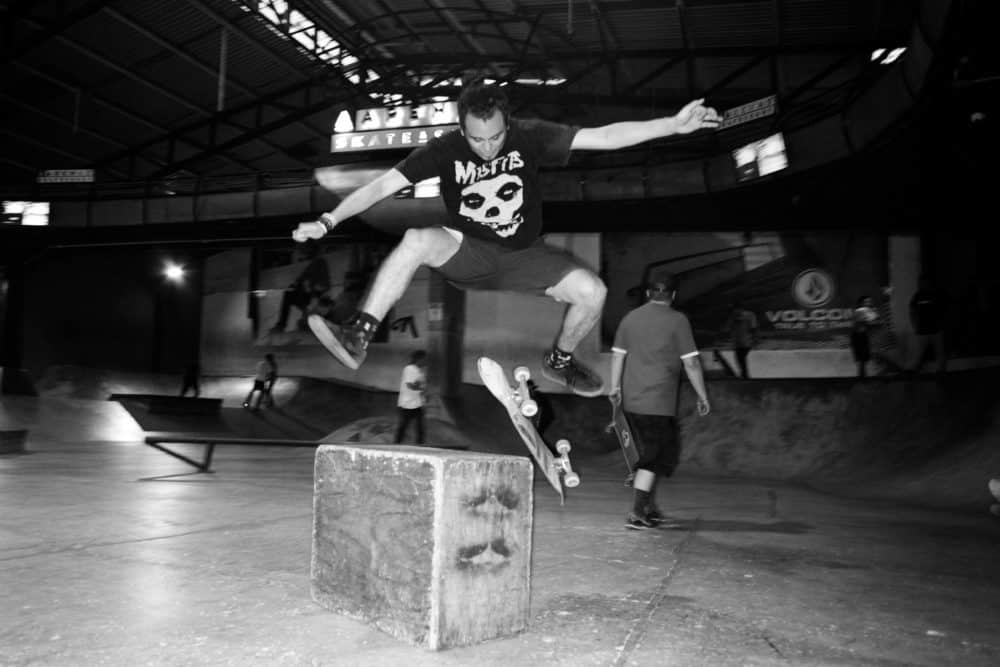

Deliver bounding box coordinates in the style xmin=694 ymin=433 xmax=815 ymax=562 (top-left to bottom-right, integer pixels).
xmin=292 ymin=78 xmax=721 ymax=396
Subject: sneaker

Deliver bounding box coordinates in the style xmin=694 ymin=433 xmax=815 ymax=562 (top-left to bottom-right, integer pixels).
xmin=645 ymin=508 xmax=667 ymax=524
xmin=541 ymin=354 xmax=605 ymax=397
xmin=989 ymin=478 xmax=1000 ymax=502
xmin=308 ymin=314 xmax=368 ymax=370
xmin=625 ymin=511 xmax=655 ymax=530
xmin=645 ymin=507 xmax=683 ymax=529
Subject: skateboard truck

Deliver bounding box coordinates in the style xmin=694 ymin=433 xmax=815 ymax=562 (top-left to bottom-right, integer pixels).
xmin=513 ymin=366 xmax=538 ymax=418
xmin=554 ymin=439 xmax=580 ymax=487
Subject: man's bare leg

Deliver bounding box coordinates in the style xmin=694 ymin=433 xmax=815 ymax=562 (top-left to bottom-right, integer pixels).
xmin=545 ymin=268 xmax=607 ymax=353
xmin=361 ymin=227 xmax=460 ymax=320
xmin=541 ymin=268 xmax=607 ymax=396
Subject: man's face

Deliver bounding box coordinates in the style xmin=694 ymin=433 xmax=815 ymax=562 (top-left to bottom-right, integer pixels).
xmin=462 ymin=110 xmax=507 ymax=161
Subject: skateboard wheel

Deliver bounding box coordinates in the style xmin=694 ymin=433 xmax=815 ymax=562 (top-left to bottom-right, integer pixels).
xmin=556 ymin=438 xmax=571 ymax=454
xmin=564 ymin=472 xmax=580 ymax=487
xmin=520 ymin=399 xmax=538 ymax=417
xmin=514 ymin=366 xmax=531 ymax=382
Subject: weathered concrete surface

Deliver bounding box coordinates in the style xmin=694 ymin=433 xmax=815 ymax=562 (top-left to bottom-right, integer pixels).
xmin=3 ymin=367 xmax=1000 ymax=664
xmin=1 ymin=423 xmax=999 ymax=666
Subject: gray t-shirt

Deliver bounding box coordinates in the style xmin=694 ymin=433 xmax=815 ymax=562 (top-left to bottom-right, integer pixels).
xmin=613 ymin=302 xmax=698 ymax=416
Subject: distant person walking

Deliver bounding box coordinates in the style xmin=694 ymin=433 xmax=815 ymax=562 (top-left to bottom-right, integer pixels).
xmin=722 ymin=300 xmax=758 ymax=378
xmin=610 ymin=275 xmax=710 ymax=530
xmin=262 ymin=354 xmax=278 ymax=407
xmin=179 ymin=361 xmax=200 ymax=398
xmin=909 ymin=274 xmax=946 ymax=374
xmin=395 ymin=350 xmax=428 ymax=444
xmin=850 ymin=296 xmax=878 ymax=377
xmin=244 ymin=353 xmax=277 ymax=410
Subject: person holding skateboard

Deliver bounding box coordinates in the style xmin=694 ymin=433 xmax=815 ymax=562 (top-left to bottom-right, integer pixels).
xmin=292 ymin=78 xmax=721 ymax=396
xmin=609 ymin=275 xmax=710 ymax=530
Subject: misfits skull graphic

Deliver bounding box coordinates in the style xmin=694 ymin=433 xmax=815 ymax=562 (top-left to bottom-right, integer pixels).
xmin=458 ymin=174 xmax=524 ymax=238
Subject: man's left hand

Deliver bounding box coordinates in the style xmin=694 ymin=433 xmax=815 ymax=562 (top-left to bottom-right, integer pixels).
xmin=696 ymin=397 xmax=711 ymax=416
xmin=674 ymin=99 xmax=722 ymax=134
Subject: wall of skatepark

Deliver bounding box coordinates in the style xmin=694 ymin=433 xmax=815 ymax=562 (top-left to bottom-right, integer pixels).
xmin=10 ymin=226 xmax=1000 ymax=395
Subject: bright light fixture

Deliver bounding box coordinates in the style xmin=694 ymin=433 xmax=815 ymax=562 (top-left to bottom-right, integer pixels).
xmin=164 ymin=263 xmax=185 ymax=282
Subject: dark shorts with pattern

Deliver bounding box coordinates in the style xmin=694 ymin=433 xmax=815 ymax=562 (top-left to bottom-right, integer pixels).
xmin=437 ymin=234 xmax=585 ymax=295
xmin=626 ymin=412 xmax=680 ymax=477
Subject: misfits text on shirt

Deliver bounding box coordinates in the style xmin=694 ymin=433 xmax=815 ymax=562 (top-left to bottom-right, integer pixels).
xmin=453 ymin=152 xmax=526 ymax=238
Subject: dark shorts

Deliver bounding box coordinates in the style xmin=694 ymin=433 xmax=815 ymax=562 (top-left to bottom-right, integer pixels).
xmin=850 ymin=332 xmax=870 ymax=362
xmin=437 ymin=235 xmax=584 ymax=295
xmin=627 ymin=412 xmax=680 ymax=477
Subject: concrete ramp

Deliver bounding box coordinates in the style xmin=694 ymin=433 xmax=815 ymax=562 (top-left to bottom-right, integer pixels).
xmin=675 ymin=370 xmax=1000 ymax=510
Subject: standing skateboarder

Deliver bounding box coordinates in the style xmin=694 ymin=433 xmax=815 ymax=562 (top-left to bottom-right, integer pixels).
xmin=610 ymin=276 xmax=710 ymax=530
xmin=292 ymin=78 xmax=721 ymax=396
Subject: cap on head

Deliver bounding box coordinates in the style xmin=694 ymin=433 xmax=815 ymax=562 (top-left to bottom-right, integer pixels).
xmin=646 ymin=273 xmax=677 ymax=297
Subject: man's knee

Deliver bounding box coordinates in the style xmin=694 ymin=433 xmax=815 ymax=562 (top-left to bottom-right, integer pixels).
xmin=399 ymin=227 xmax=457 ymax=265
xmin=551 ymin=269 xmax=607 ymax=306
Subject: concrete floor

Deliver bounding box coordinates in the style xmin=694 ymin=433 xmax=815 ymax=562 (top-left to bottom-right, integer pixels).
xmin=2 ymin=395 xmax=1000 ymax=666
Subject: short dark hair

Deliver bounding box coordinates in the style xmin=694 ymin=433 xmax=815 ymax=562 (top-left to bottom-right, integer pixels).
xmin=457 ymin=78 xmax=510 ymax=130
xmin=647 ymin=273 xmax=677 ymax=295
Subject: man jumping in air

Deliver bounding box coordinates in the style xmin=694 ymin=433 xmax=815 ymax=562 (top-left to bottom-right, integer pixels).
xmin=292 ymin=79 xmax=720 ymax=396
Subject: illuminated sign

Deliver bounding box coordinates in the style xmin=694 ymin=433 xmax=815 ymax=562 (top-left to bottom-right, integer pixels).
xmin=37 ymin=168 xmax=94 ymax=183
xmin=331 ymin=101 xmax=460 ymax=153
xmin=332 ymin=127 xmax=456 ymax=153
xmin=733 ymin=132 xmax=788 ymax=182
xmin=719 ymin=95 xmax=777 ymax=130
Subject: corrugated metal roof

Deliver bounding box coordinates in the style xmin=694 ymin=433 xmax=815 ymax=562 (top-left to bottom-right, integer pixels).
xmin=0 ymin=0 xmax=966 ymax=194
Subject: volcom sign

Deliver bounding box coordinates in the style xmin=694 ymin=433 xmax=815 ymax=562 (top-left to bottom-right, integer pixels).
xmin=766 ymin=269 xmax=852 ymax=330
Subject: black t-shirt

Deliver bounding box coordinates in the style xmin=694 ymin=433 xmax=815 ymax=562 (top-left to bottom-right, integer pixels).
xmin=394 ymin=118 xmax=578 ymax=249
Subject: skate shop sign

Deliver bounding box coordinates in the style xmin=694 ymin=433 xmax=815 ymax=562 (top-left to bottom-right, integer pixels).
xmin=331 ymin=101 xmax=460 ymax=153
xmin=765 ymin=269 xmax=853 ymax=331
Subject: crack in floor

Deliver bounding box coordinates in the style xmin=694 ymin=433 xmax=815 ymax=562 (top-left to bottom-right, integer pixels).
xmin=611 ymin=517 xmax=701 ymax=667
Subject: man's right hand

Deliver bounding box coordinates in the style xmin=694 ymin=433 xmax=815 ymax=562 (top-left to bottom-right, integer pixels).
xmin=292 ymin=220 xmax=326 ymax=243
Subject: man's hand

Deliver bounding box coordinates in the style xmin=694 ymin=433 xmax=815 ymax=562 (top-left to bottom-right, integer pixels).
xmin=696 ymin=397 xmax=711 ymax=417
xmin=674 ymin=99 xmax=722 ymax=135
xmin=292 ymin=220 xmax=327 ymax=243
xmin=609 ymin=387 xmax=622 ymax=404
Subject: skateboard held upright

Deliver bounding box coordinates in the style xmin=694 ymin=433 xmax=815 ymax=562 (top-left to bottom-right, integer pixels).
xmin=606 ymin=394 xmax=639 ymax=485
xmin=478 ymin=357 xmax=579 ymax=504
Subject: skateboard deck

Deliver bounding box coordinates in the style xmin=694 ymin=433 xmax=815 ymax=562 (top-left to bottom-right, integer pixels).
xmin=478 ymin=357 xmax=579 ymax=503
xmin=606 ymin=394 xmax=639 ymax=475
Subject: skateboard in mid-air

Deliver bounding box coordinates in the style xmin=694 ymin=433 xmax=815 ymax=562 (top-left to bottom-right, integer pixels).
xmin=477 ymin=357 xmax=579 ymax=504
xmin=606 ymin=393 xmax=639 ymax=486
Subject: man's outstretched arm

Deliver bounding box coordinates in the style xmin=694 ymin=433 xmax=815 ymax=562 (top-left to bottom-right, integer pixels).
xmin=571 ymin=98 xmax=721 ymax=151
xmin=293 ymin=168 xmax=412 ymax=242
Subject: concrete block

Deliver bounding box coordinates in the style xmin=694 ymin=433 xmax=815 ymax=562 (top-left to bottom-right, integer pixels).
xmin=311 ymin=444 xmax=533 ymax=650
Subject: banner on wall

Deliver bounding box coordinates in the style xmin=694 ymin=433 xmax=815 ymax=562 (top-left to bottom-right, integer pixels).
xmin=602 ymin=231 xmax=888 ymax=350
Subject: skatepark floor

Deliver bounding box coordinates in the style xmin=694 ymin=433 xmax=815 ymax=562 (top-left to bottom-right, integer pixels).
xmin=2 ymin=388 xmax=1000 ymax=666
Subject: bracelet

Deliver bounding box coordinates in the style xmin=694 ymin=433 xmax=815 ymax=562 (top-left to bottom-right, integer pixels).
xmin=318 ymin=213 xmax=337 ymax=232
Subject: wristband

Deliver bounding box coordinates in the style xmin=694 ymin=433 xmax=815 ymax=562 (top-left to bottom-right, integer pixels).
xmin=318 ymin=213 xmax=337 ymax=232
